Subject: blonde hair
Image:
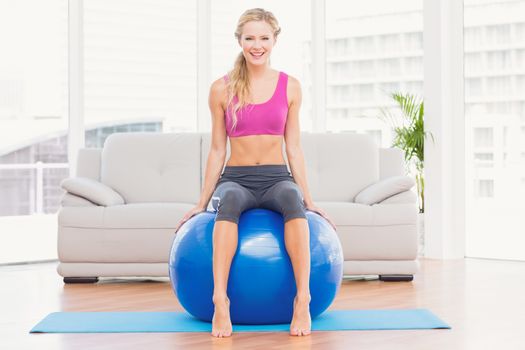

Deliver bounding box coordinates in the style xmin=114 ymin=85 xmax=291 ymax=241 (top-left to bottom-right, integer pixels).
xmin=226 ymin=8 xmax=281 ymax=132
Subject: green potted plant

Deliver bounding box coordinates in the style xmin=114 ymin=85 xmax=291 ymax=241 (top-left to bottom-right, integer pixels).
xmin=379 ymin=92 xmax=434 ymax=214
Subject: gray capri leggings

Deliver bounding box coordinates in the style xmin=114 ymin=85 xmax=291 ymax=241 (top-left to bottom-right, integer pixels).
xmin=211 ymin=164 xmax=307 ymax=224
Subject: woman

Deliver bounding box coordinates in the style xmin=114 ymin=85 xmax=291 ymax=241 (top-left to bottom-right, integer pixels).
xmin=175 ymin=8 xmax=335 ymax=338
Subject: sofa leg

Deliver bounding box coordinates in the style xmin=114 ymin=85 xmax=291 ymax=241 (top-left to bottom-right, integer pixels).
xmin=63 ymin=277 xmax=99 ymax=284
xmin=379 ymin=274 xmax=413 ymax=282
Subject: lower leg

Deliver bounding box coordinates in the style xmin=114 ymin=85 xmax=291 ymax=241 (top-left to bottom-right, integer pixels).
xmin=285 ymin=218 xmax=311 ymax=298
xmin=211 ymin=220 xmax=238 ymax=338
xmin=284 ymin=218 xmax=312 ymax=336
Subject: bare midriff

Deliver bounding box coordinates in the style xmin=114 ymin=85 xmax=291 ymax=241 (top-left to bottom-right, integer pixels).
xmin=225 ymin=135 xmax=286 ymax=166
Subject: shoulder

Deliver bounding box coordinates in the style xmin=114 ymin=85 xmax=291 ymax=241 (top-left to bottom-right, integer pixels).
xmin=209 ymin=76 xmax=228 ymax=104
xmin=210 ymin=76 xmax=228 ymax=95
xmin=285 ymin=74 xmax=301 ymax=90
xmin=284 ymin=73 xmax=302 ymax=104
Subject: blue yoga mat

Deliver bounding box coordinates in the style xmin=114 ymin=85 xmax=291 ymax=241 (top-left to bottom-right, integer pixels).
xmin=30 ymin=309 xmax=450 ymax=333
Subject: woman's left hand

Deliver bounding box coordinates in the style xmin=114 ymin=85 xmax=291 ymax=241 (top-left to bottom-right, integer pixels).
xmin=305 ymin=203 xmax=337 ymax=231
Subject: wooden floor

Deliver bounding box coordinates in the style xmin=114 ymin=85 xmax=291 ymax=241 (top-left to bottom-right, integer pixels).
xmin=2 ymin=258 xmax=525 ymax=350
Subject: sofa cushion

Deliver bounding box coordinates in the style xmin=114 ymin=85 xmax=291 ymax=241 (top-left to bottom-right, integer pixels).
xmin=317 ymin=201 xmax=416 ymax=226
xmin=100 ymin=133 xmax=201 ymax=204
xmin=59 ymin=203 xmax=195 ymax=229
xmin=58 ymin=201 xmax=415 ymax=229
xmin=300 ymin=133 xmax=379 ymax=202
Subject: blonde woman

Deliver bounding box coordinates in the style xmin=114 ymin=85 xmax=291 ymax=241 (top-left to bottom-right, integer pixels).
xmin=176 ymin=8 xmax=335 ymax=338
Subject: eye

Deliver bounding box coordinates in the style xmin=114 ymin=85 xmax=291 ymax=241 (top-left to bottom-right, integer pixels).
xmin=262 ymin=37 xmax=269 ymax=40
xmin=245 ymin=37 xmax=253 ymax=41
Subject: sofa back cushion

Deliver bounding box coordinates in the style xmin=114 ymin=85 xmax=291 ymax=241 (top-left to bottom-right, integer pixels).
xmin=300 ymin=133 xmax=379 ymax=201
xmin=101 ymin=133 xmax=201 ymax=204
xmin=379 ymin=147 xmax=405 ymax=179
xmin=201 ymin=132 xmax=379 ymax=202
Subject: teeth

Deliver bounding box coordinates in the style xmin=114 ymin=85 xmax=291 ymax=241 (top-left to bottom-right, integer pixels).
xmin=251 ymin=52 xmax=264 ymax=57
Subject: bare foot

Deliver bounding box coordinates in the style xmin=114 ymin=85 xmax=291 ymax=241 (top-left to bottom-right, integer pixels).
xmin=290 ymin=295 xmax=312 ymax=336
xmin=211 ymin=296 xmax=232 ymax=338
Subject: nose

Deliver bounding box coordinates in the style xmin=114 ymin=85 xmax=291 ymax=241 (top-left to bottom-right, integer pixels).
xmin=253 ymin=39 xmax=262 ymax=48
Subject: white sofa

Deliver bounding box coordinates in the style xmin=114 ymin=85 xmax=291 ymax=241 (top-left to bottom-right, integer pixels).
xmin=58 ymin=132 xmax=418 ymax=283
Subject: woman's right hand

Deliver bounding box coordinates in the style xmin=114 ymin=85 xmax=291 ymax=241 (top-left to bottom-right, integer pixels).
xmin=175 ymin=205 xmax=206 ymax=233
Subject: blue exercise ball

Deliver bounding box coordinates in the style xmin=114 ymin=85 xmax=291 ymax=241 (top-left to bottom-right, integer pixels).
xmin=169 ymin=208 xmax=343 ymax=325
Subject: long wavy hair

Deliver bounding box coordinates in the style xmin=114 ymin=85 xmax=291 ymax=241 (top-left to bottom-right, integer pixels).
xmin=226 ymin=8 xmax=281 ymax=132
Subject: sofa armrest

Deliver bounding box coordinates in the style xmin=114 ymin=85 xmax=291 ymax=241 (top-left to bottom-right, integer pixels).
xmin=354 ymin=175 xmax=415 ymax=205
xmin=378 ymin=189 xmax=417 ymax=204
xmin=60 ymin=193 xmax=97 ymax=207
xmin=60 ymin=177 xmax=125 ymax=206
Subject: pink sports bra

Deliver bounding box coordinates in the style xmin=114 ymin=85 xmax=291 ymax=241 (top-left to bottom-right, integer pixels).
xmin=224 ymin=71 xmax=289 ymax=138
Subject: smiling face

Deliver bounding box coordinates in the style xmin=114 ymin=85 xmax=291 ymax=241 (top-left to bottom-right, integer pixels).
xmin=239 ymin=20 xmax=276 ymax=67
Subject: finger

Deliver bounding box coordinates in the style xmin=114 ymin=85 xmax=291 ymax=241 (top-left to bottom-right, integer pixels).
xmin=175 ymin=219 xmax=187 ymax=232
xmin=322 ymin=215 xmax=336 ymax=230
xmin=310 ymin=209 xmax=322 ymax=216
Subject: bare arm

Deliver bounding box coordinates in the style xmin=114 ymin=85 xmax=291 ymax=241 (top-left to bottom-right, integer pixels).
xmin=197 ymin=78 xmax=228 ymax=209
xmin=284 ymin=76 xmax=314 ymax=207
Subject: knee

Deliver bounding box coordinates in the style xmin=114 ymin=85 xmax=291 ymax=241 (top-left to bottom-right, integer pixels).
xmin=215 ymin=188 xmax=245 ymax=223
xmin=277 ymin=184 xmax=304 ymax=208
xmin=276 ymin=184 xmax=307 ymax=221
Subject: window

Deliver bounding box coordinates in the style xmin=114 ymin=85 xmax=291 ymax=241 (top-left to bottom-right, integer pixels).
xmin=378 ymin=34 xmax=400 ymax=54
xmin=516 ymin=23 xmax=525 ymax=40
xmin=404 ymin=32 xmax=423 ymax=51
xmin=325 ymin=0 xmax=423 ymax=139
xmin=486 ymin=24 xmax=510 ymax=46
xmin=379 ymin=58 xmax=401 ymax=77
xmin=404 ymin=57 xmax=423 ymax=75
xmin=83 ymin=0 xmax=197 ymax=139
xmin=464 ymin=27 xmax=483 ymax=49
xmin=474 ymin=152 xmax=494 ymax=167
xmin=357 ymin=61 xmax=376 ymax=79
xmin=465 ymin=78 xmax=483 ymax=98
xmin=477 ymin=179 xmax=494 ymax=198
xmin=465 ymin=53 xmax=483 ymax=74
xmin=465 ymin=0 xmax=525 ymax=261
xmin=516 ymin=75 xmax=525 ymax=93
xmin=355 ymin=37 xmax=375 ymax=55
xmin=473 ymin=127 xmax=493 ymax=147
xmin=486 ymin=76 xmax=511 ymax=96
xmin=0 ymin=0 xmax=68 ymax=264
xmin=405 ymin=81 xmax=423 ymax=95
xmin=474 ymin=153 xmax=493 ymax=161
xmin=516 ymin=49 xmax=525 ymax=68
xmin=486 ymin=51 xmax=511 ymax=71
